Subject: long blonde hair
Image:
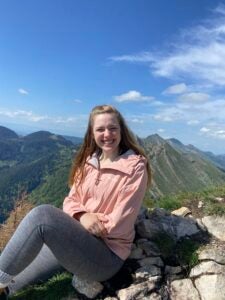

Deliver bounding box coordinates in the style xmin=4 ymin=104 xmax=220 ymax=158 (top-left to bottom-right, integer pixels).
xmin=69 ymin=105 xmax=151 ymax=187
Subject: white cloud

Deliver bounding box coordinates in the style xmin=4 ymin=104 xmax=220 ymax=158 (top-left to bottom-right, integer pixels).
xmin=114 ymin=90 xmax=154 ymax=103
xmin=73 ymin=99 xmax=82 ymax=103
xmin=200 ymin=127 xmax=210 ymax=133
xmin=18 ymin=88 xmax=29 ymax=95
xmin=130 ymin=118 xmax=144 ymax=124
xmin=0 ymin=108 xmax=89 ymax=125
xmin=187 ymin=120 xmax=200 ymax=125
xmin=110 ymin=52 xmax=154 ymax=63
xmin=110 ymin=4 xmax=225 ymax=87
xmin=163 ymin=83 xmax=188 ymax=95
xmin=178 ymin=92 xmax=210 ymax=103
xmin=200 ymin=124 xmax=225 ymax=139
xmin=157 ymin=128 xmax=165 ymax=133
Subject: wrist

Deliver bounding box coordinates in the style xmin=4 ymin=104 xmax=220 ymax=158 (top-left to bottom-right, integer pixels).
xmin=74 ymin=212 xmax=86 ymax=221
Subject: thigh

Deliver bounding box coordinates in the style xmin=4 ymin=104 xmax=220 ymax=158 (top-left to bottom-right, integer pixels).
xmin=35 ymin=205 xmax=124 ymax=281
xmin=8 ymin=244 xmax=64 ymax=295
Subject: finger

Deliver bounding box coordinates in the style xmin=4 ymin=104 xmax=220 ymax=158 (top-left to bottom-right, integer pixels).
xmin=97 ymin=222 xmax=107 ymax=236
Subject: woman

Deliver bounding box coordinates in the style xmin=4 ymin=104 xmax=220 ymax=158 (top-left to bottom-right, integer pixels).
xmin=0 ymin=105 xmax=151 ymax=299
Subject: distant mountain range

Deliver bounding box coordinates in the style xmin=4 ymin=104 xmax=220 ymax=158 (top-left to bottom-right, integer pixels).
xmin=0 ymin=125 xmax=224 ymax=223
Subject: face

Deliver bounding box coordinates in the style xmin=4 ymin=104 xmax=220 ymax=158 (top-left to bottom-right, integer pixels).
xmin=92 ymin=113 xmax=121 ymax=158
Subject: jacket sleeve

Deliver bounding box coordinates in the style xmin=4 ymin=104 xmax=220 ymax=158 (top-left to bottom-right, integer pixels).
xmin=63 ymin=183 xmax=86 ymax=218
xmin=97 ymin=159 xmax=148 ymax=238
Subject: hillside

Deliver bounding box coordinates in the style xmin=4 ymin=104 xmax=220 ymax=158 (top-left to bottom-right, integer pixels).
xmin=0 ymin=127 xmax=76 ymax=223
xmin=0 ymin=126 xmax=225 ymax=223
xmin=168 ymin=138 xmax=225 ymax=170
xmin=144 ymin=134 xmax=225 ymax=198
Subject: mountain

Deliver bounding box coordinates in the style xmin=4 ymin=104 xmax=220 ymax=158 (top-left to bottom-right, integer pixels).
xmin=0 ymin=126 xmax=19 ymax=139
xmin=167 ymin=138 xmax=225 ymax=171
xmin=144 ymin=135 xmax=225 ymax=198
xmin=0 ymin=127 xmax=225 ymax=223
xmin=63 ymin=135 xmax=83 ymax=145
xmin=0 ymin=129 xmax=76 ymax=223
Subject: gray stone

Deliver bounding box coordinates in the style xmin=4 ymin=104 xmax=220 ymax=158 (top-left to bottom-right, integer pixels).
xmin=117 ymin=281 xmax=156 ymax=300
xmin=136 ymin=208 xmax=200 ymax=241
xmin=190 ymin=261 xmax=225 ymax=277
xmin=135 ymin=265 xmax=161 ymax=280
xmin=198 ymin=246 xmax=225 ymax=264
xmin=165 ymin=265 xmax=182 ymax=275
xmin=202 ymin=216 xmax=225 ymax=241
xmin=196 ymin=218 xmax=207 ymax=231
xmin=129 ymin=246 xmax=145 ymax=259
xmin=139 ymin=256 xmax=164 ymax=267
xmin=170 ymin=278 xmax=200 ymax=300
xmin=71 ymin=275 xmax=103 ymax=299
xmin=195 ymin=274 xmax=225 ymax=300
xmin=138 ymin=240 xmax=161 ymax=256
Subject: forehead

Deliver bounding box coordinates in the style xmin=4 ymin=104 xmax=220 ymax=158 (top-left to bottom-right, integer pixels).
xmin=93 ymin=113 xmax=119 ymax=127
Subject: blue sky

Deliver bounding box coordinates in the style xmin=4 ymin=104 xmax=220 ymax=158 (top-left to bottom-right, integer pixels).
xmin=0 ymin=0 xmax=225 ymax=154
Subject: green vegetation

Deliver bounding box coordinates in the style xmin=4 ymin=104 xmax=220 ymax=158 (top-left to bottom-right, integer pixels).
xmin=144 ymin=184 xmax=225 ymax=217
xmin=153 ymin=232 xmax=176 ymax=259
xmin=176 ymin=239 xmax=199 ymax=271
xmin=10 ymin=272 xmax=76 ymax=300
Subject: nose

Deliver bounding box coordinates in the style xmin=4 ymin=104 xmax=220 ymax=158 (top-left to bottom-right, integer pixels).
xmin=104 ymin=128 xmax=111 ymax=137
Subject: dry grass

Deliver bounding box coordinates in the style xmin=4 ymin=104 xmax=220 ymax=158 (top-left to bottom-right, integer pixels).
xmin=0 ymin=193 xmax=34 ymax=251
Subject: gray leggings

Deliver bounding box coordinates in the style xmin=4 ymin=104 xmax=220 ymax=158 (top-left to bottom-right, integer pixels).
xmin=0 ymin=205 xmax=124 ymax=294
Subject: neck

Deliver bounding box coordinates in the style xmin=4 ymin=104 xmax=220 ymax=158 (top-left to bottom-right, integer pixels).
xmin=100 ymin=151 xmax=119 ymax=162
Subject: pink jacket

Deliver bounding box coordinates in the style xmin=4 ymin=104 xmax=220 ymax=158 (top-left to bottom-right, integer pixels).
xmin=63 ymin=150 xmax=148 ymax=260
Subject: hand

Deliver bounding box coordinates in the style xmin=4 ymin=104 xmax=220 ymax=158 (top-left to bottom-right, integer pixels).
xmin=79 ymin=213 xmax=107 ymax=237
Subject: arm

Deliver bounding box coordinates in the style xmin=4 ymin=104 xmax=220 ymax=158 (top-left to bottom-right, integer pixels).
xmin=63 ymin=183 xmax=86 ymax=219
xmin=63 ymin=183 xmax=107 ymax=236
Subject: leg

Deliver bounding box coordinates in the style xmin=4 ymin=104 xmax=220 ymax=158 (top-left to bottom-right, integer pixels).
xmin=0 ymin=205 xmax=123 ymax=288
xmin=8 ymin=244 xmax=64 ymax=294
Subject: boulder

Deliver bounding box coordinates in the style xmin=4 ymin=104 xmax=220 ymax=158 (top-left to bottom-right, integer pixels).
xmin=202 ymin=216 xmax=225 ymax=241
xmin=194 ymin=274 xmax=225 ymax=300
xmin=170 ymin=278 xmax=200 ymax=300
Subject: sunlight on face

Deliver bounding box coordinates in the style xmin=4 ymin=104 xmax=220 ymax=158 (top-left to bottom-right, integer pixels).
xmin=93 ymin=113 xmax=121 ymax=158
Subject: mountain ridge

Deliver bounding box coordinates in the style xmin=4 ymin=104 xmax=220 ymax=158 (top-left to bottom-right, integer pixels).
xmin=0 ymin=125 xmax=224 ymax=223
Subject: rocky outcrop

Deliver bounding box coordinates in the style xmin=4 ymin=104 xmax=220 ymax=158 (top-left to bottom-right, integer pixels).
xmin=70 ymin=207 xmax=225 ymax=300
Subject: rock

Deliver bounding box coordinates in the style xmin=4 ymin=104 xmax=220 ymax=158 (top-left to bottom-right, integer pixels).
xmin=202 ymin=216 xmax=225 ymax=241
xmin=196 ymin=218 xmax=207 ymax=231
xmin=198 ymin=246 xmax=225 ymax=264
xmin=135 ymin=265 xmax=161 ymax=280
xmin=198 ymin=201 xmax=203 ymax=208
xmin=170 ymin=278 xmax=201 ymax=300
xmin=136 ymin=208 xmax=200 ymax=241
xmin=165 ymin=265 xmax=182 ymax=275
xmin=214 ymin=197 xmax=224 ymax=202
xmin=138 ymin=256 xmax=164 ymax=267
xmin=190 ymin=261 xmax=225 ymax=277
xmin=147 ymin=292 xmax=162 ymax=300
xmin=129 ymin=245 xmax=145 ymax=259
xmin=117 ymin=281 xmax=156 ymax=300
xmin=137 ymin=240 xmax=161 ymax=256
xmin=171 ymin=207 xmax=191 ymax=217
xmin=195 ymin=274 xmax=225 ymax=300
xmin=71 ymin=275 xmax=103 ymax=299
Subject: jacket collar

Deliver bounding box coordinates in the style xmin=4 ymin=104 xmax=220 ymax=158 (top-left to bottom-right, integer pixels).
xmin=87 ymin=150 xmax=143 ymax=175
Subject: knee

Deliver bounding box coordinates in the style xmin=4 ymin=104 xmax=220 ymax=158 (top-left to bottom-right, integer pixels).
xmin=27 ymin=204 xmax=55 ymax=221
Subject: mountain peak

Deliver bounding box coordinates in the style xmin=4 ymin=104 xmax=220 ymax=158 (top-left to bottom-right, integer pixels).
xmin=144 ymin=134 xmax=165 ymax=145
xmin=0 ymin=126 xmax=18 ymax=139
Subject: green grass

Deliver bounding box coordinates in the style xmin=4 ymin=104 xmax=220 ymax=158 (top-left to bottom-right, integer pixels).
xmin=144 ymin=184 xmax=225 ymax=216
xmin=10 ymin=272 xmax=76 ymax=300
xmin=176 ymin=239 xmax=199 ymax=272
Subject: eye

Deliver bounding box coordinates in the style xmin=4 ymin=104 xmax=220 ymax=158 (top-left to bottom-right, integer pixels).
xmin=109 ymin=127 xmax=118 ymax=131
xmin=96 ymin=128 xmax=104 ymax=132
